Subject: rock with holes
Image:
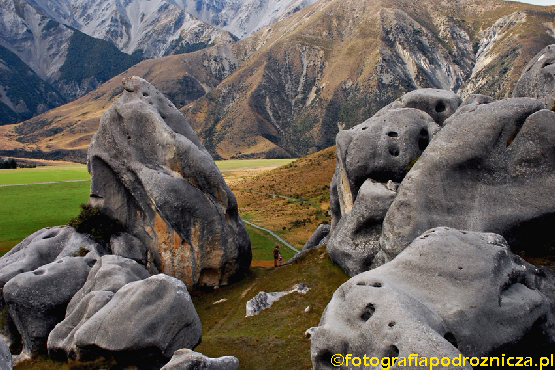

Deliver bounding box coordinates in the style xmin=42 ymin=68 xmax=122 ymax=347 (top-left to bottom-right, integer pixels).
xmin=161 ymin=349 xmax=239 ymax=370
xmin=381 ymin=98 xmax=553 ymax=263
xmin=327 ymin=179 xmax=396 ymax=276
xmin=48 ymin=255 xmax=151 ymax=360
xmin=311 ymin=228 xmax=555 ymax=369
xmin=513 ymin=44 xmax=555 ymax=108
xmin=88 ymin=76 xmax=251 ymax=288
xmin=375 ymin=88 xmax=462 ymax=125
xmin=328 ymin=107 xmax=439 ymax=273
xmin=3 ymin=257 xmax=92 ymax=356
xmin=54 ymin=274 xmax=201 ymax=368
xmin=0 ymin=227 xmax=103 ymax=296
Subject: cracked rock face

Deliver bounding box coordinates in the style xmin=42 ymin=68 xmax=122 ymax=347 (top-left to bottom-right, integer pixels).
xmin=381 ymin=98 xmax=553 ymax=262
xmin=513 ymin=44 xmax=555 ymax=108
xmin=88 ymin=76 xmax=251 ymax=289
xmin=312 ymin=228 xmax=555 ymax=370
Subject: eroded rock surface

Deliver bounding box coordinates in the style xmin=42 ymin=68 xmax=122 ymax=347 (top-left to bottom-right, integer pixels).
xmin=381 ymin=98 xmax=551 ymax=262
xmin=513 ymin=44 xmax=555 ymax=107
xmin=88 ymin=76 xmax=251 ymax=288
xmin=312 ymin=228 xmax=555 ymax=369
xmin=0 ymin=227 xmax=102 ymax=294
xmin=161 ymin=349 xmax=239 ymax=370
xmin=51 ymin=274 xmax=201 ymax=368
xmin=328 ymin=105 xmax=440 ymax=274
xmin=3 ymin=257 xmax=92 ymax=356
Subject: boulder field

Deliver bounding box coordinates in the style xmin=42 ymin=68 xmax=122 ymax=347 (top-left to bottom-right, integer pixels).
xmin=0 ymin=77 xmax=248 ymax=369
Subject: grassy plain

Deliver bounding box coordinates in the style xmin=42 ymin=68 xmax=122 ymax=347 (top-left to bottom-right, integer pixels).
xmin=0 ymin=158 xmax=298 ymax=258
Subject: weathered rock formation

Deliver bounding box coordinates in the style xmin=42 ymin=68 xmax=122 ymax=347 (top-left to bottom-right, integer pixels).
xmin=381 ymin=98 xmax=552 ymax=262
xmin=0 ymin=227 xmax=103 ymax=295
xmin=327 ymin=90 xmax=452 ymax=275
xmin=513 ymin=44 xmax=555 ymax=108
xmin=161 ymin=349 xmax=239 ymax=370
xmin=49 ymin=273 xmax=202 ymax=368
xmin=88 ymin=76 xmax=251 ymax=288
xmin=245 ymin=284 xmax=309 ymax=317
xmin=312 ymin=228 xmax=555 ymax=369
xmin=0 ymin=338 xmax=11 ymax=370
xmin=3 ymin=257 xmax=93 ymax=356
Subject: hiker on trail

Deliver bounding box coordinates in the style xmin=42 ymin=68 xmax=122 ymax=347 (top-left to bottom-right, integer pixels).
xmin=274 ymin=245 xmax=280 ymax=267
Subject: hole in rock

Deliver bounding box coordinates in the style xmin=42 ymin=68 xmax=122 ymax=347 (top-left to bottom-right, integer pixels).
xmin=388 ymin=321 xmax=396 ymax=328
xmin=444 ymin=332 xmax=458 ymax=349
xmin=127 ymin=136 xmax=131 ymax=141
xmin=458 ymin=267 xmax=463 ymax=270
xmin=42 ymin=232 xmax=57 ymax=239
xmin=361 ymin=303 xmax=376 ymax=321
xmin=372 ymin=282 xmax=382 ymax=288
xmin=418 ymin=129 xmax=429 ymax=151
xmin=542 ymin=62 xmax=554 ymax=69
xmin=33 ymin=270 xmax=45 ymax=276
xmin=356 ymin=282 xmax=367 ymax=286
xmin=384 ymin=345 xmax=399 ymax=358
xmin=435 ymin=101 xmax=446 ymax=112
xmin=143 ymin=92 xmax=149 ymax=97
xmin=316 ymin=350 xmax=333 ymax=366
xmin=387 ymin=132 xmax=398 ymax=137
xmin=389 ymin=146 xmax=400 ymax=157
xmin=362 ymin=127 xmax=367 ymax=130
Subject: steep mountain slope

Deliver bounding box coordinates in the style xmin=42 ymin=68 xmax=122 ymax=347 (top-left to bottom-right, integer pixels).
xmin=171 ymin=0 xmax=318 ymax=39
xmin=0 ymin=0 xmax=143 ymax=115
xmin=0 ymin=45 xmax=239 ymax=160
xmin=26 ymin=0 xmax=236 ymax=58
xmin=3 ymin=0 xmax=555 ymax=161
xmin=182 ymin=0 xmax=555 ymax=158
xmin=0 ymin=44 xmax=64 ymax=125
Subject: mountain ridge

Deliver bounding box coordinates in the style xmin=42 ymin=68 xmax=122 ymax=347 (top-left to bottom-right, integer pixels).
xmin=2 ymin=0 xmax=554 ymax=160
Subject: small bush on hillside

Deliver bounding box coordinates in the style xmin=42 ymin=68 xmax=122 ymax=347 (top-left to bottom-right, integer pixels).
xmin=68 ymin=204 xmax=123 ymax=244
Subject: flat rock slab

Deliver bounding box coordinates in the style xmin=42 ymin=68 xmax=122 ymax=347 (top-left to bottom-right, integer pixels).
xmin=312 ymin=228 xmax=555 ymax=369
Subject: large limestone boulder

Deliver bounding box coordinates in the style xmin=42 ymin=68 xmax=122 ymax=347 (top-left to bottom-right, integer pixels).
xmin=513 ymin=44 xmax=555 ymax=107
xmin=327 ymin=180 xmax=396 ymax=276
xmin=49 ymin=274 xmax=201 ymax=368
xmin=87 ymin=76 xmax=251 ymax=288
xmin=375 ymin=88 xmax=462 ymax=125
xmin=3 ymin=257 xmax=92 ymax=356
xmin=48 ymin=255 xmax=150 ymax=360
xmin=0 ymin=227 xmax=102 ymax=295
xmin=161 ymin=349 xmax=239 ymax=370
xmin=0 ymin=337 xmax=11 ymax=370
xmin=327 ymin=106 xmax=440 ymax=273
xmin=311 ymin=228 xmax=555 ymax=369
xmin=381 ymin=98 xmax=551 ymax=262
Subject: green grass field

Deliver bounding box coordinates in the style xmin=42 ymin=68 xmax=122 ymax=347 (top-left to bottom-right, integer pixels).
xmin=0 ymin=182 xmax=91 ymax=255
xmin=0 ymin=165 xmax=90 ymax=185
xmin=0 ymin=160 xmax=297 ymax=259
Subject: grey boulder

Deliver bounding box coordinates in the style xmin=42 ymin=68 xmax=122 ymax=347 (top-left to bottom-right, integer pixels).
xmin=49 ymin=256 xmax=150 ymax=361
xmin=3 ymin=257 xmax=92 ymax=356
xmin=161 ymin=349 xmax=239 ymax=370
xmin=55 ymin=274 xmax=201 ymax=368
xmin=513 ymin=44 xmax=555 ymax=107
xmin=0 ymin=227 xmax=102 ymax=295
xmin=312 ymin=228 xmax=555 ymax=369
xmin=375 ymin=88 xmax=462 ymax=125
xmin=381 ymin=98 xmax=551 ymax=262
xmin=65 ymin=255 xmax=150 ymax=315
xmin=327 ymin=179 xmax=396 ymax=276
xmin=109 ymin=233 xmax=148 ymax=266
xmin=88 ymin=76 xmax=251 ymax=288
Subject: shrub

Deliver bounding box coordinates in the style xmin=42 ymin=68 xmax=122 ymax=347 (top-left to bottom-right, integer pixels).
xmin=68 ymin=204 xmax=123 ymax=244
